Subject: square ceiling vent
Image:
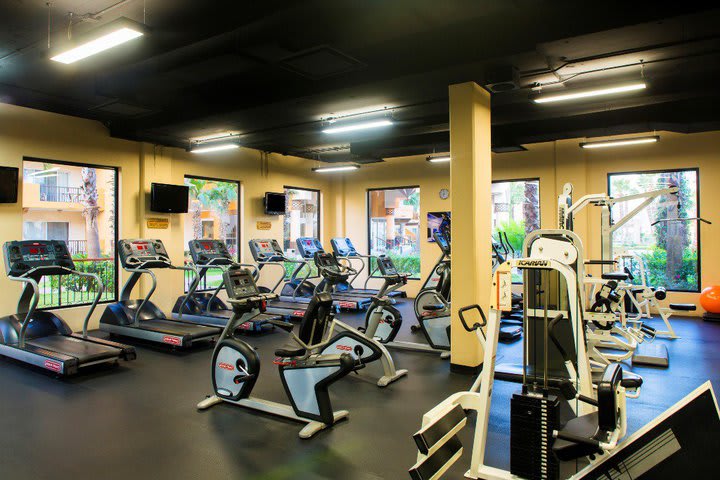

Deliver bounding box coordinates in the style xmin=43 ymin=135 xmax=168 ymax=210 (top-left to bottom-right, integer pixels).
xmin=91 ymin=100 xmax=155 ymax=118
xmin=279 ymin=46 xmax=365 ymax=79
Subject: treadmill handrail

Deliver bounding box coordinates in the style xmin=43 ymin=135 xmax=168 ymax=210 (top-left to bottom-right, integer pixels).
xmin=170 ymin=264 xmax=199 ymax=321
xmin=73 ymin=269 xmax=104 ymax=338
xmin=124 ymin=268 xmax=157 ymax=325
xmin=7 ymin=275 xmax=40 ymax=348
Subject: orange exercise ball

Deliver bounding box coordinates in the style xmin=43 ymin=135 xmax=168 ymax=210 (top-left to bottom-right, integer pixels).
xmin=700 ymin=286 xmax=720 ymax=314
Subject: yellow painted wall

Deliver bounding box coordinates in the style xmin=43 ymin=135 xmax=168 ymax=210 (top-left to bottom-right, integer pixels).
xmin=0 ymin=103 xmax=332 ymax=331
xmin=334 ymin=132 xmax=720 ymax=315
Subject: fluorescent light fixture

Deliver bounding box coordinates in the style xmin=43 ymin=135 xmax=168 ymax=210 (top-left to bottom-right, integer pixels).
xmin=190 ymin=132 xmax=239 ymax=142
xmin=312 ymin=165 xmax=360 ymax=173
xmin=322 ymin=119 xmax=393 ymax=134
xmin=580 ymin=135 xmax=659 ymax=149
xmin=28 ymin=167 xmax=60 ymax=177
xmin=427 ymin=155 xmax=451 ymax=163
xmin=51 ymin=24 xmax=144 ymax=64
xmin=533 ymin=82 xmax=646 ymax=104
xmin=191 ymin=143 xmax=240 ymax=154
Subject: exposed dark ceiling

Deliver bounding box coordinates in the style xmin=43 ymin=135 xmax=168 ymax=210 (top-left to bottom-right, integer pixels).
xmin=1 ymin=1 xmax=719 ymax=162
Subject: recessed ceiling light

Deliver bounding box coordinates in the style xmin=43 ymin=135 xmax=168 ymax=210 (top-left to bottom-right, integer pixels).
xmin=533 ymin=82 xmax=646 ymax=104
xmin=580 ymin=135 xmax=659 ymax=149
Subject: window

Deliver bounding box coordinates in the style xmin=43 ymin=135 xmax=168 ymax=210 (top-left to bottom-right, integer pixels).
xmin=22 ymin=158 xmax=118 ymax=308
xmin=368 ymin=187 xmax=421 ymax=278
xmin=608 ymin=169 xmax=699 ymax=292
xmin=184 ymin=176 xmax=240 ymax=292
xmin=282 ymin=187 xmax=320 ymax=277
xmin=492 ymin=179 xmax=540 ymax=282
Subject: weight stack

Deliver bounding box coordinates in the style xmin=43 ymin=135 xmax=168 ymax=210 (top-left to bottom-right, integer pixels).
xmin=511 ymin=393 xmax=560 ymax=480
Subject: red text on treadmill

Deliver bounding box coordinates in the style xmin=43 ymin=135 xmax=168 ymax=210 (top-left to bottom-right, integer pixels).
xmin=162 ymin=336 xmax=181 ymax=346
xmin=218 ymin=362 xmax=234 ymax=371
xmin=44 ymin=360 xmax=62 ymax=372
xmin=338 ymin=301 xmax=356 ymax=309
xmin=336 ymin=345 xmax=352 ymax=351
xmin=293 ymin=310 xmax=305 ymax=317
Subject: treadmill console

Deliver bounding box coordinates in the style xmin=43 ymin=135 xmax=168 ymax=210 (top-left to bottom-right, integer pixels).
xmin=223 ymin=268 xmax=260 ymax=300
xmin=3 ymin=240 xmax=75 ymax=277
xmin=118 ymin=239 xmax=171 ymax=269
xmin=296 ymin=237 xmax=323 ymax=259
xmin=188 ymin=239 xmax=232 ymax=266
xmin=314 ymin=251 xmax=348 ymax=281
xmin=330 ymin=237 xmax=358 ymax=257
xmin=248 ymin=239 xmax=284 ymax=262
xmin=433 ymin=231 xmax=451 ymax=255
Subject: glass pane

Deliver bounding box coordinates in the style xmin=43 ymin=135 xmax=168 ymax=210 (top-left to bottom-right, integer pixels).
xmin=609 ymin=170 xmax=699 ymax=291
xmin=492 ymin=179 xmax=540 ymax=282
xmin=368 ymin=187 xmax=421 ymax=278
xmin=184 ymin=177 xmax=240 ymax=292
xmin=283 ymin=188 xmax=320 ymax=278
xmin=22 ymin=160 xmax=117 ymax=308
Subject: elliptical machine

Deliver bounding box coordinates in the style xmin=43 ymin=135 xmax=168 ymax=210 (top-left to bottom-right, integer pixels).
xmin=198 ymin=267 xmax=354 ymax=439
xmin=412 ymin=231 xmax=451 ymax=325
xmin=313 ymin=251 xmax=408 ymax=387
xmin=367 ymin=255 xmax=450 ymax=359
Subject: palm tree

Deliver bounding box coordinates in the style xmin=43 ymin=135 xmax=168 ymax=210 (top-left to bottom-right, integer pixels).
xmin=204 ymin=182 xmax=238 ymax=242
xmin=80 ymin=167 xmax=101 ymax=258
xmin=522 ymin=181 xmax=539 ymax=233
xmin=186 ymin=178 xmax=208 ymax=239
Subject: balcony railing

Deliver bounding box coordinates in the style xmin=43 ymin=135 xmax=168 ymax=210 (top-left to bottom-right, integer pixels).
xmin=37 ymin=258 xmax=115 ymax=309
xmin=40 ymin=185 xmax=83 ymax=203
xmin=67 ymin=240 xmax=87 ymax=256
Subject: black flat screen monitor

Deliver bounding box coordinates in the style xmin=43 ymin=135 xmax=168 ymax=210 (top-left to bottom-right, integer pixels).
xmin=150 ymin=183 xmax=189 ymax=213
xmin=0 ymin=167 xmax=19 ymax=203
xmin=264 ymin=192 xmax=286 ymax=215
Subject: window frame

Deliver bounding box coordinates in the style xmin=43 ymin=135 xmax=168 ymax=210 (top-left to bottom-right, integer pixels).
xmin=22 ymin=156 xmax=120 ymax=310
xmin=184 ymin=174 xmax=241 ymax=292
xmin=366 ymin=185 xmax=421 ymax=280
xmin=606 ymin=167 xmax=701 ymax=293
xmin=491 ymin=177 xmax=541 ymax=284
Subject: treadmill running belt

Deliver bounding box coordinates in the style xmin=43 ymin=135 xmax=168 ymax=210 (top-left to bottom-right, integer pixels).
xmin=28 ymin=335 xmax=120 ymax=363
xmin=139 ymin=319 xmax=219 ymax=339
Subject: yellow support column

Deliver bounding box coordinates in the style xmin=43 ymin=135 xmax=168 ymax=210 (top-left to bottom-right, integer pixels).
xmin=449 ymin=82 xmax=492 ymax=372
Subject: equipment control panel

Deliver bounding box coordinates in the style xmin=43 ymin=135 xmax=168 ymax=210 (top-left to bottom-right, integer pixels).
xmin=188 ymin=239 xmax=232 ymax=266
xmin=330 ymin=237 xmax=359 ymax=257
xmin=118 ymin=239 xmax=171 ymax=269
xmin=248 ymin=239 xmax=284 ymax=262
xmin=376 ymin=255 xmax=398 ymax=276
xmin=3 ymin=240 xmax=75 ymax=276
xmin=223 ymin=268 xmax=260 ymax=299
xmin=296 ymin=237 xmax=323 ymax=259
xmin=433 ymin=231 xmax=451 ymax=255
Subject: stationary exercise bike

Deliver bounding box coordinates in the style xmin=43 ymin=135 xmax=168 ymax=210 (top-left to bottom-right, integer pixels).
xmin=313 ymin=251 xmax=408 ymax=387
xmin=198 ymin=267 xmax=355 ymax=439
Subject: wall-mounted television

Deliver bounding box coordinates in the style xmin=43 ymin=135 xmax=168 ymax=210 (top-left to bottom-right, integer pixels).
xmin=150 ymin=183 xmax=189 ymax=213
xmin=264 ymin=192 xmax=286 ymax=215
xmin=0 ymin=167 xmax=19 ymax=203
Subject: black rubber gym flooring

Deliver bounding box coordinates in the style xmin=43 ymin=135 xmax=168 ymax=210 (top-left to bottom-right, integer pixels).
xmin=1 ymin=299 xmax=718 ymax=479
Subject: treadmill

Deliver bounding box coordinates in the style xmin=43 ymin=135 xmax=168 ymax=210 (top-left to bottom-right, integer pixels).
xmin=0 ymin=240 xmax=136 ymax=376
xmin=329 ymin=237 xmax=406 ymax=298
xmin=170 ymin=239 xmax=278 ymax=333
xmin=296 ymin=237 xmax=372 ymax=311
xmin=99 ymin=239 xmax=220 ymax=348
xmin=248 ymin=238 xmax=309 ymax=320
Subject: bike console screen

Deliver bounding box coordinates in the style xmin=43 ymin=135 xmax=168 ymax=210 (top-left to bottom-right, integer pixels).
xmin=377 ymin=256 xmax=398 ymax=276
xmin=433 ymin=231 xmax=451 ymax=255
xmin=188 ymin=239 xmax=232 ymax=265
xmin=118 ymin=239 xmax=170 ymax=269
xmin=223 ymin=268 xmax=260 ymax=300
xmin=3 ymin=240 xmax=74 ymax=276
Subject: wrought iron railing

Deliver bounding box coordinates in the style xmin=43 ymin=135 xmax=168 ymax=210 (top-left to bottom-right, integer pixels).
xmin=36 ymin=258 xmax=115 ymax=309
xmin=39 ymin=185 xmax=83 ymax=203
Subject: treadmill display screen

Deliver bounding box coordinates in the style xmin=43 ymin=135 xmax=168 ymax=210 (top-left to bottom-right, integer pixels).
xmin=3 ymin=240 xmax=74 ymax=276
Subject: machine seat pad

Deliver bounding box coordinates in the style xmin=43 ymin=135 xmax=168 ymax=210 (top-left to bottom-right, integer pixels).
xmin=591 ymin=369 xmax=643 ymax=389
xmin=274 ymin=344 xmax=306 ymax=358
xmin=670 ymin=303 xmax=696 ymax=311
xmin=601 ymin=272 xmax=629 ymax=281
xmin=423 ymin=303 xmax=446 ymax=311
xmin=553 ymin=412 xmax=601 ymax=461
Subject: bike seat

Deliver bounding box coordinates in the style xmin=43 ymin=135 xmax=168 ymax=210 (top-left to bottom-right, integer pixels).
xmin=423 ymin=303 xmax=446 ymax=311
xmin=275 ymin=345 xmax=306 ymax=358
